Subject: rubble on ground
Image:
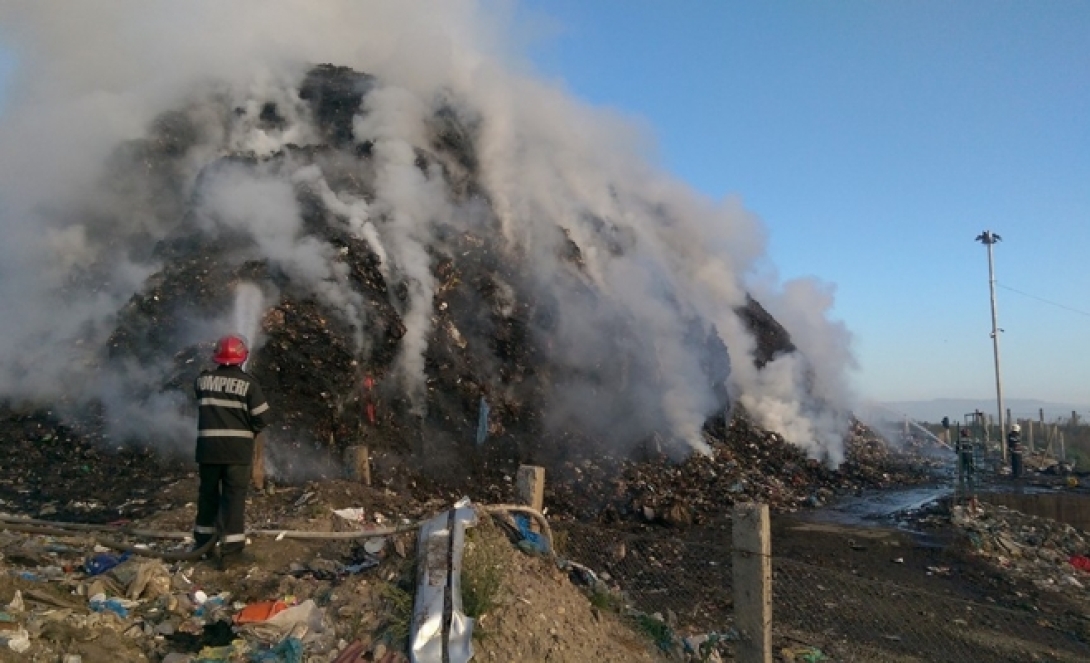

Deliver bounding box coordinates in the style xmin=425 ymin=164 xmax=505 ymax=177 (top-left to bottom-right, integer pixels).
xmin=0 ymin=481 xmax=676 ymax=662
xmin=948 ymin=502 xmax=1090 ymax=609
xmin=0 ymin=481 xmax=424 ymax=661
xmin=543 ymin=417 xmax=944 ymax=527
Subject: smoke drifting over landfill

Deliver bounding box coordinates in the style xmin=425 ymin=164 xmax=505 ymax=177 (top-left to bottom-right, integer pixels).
xmin=0 ymin=1 xmax=855 ymax=463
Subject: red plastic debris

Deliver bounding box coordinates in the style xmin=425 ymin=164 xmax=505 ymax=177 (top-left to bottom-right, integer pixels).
xmin=1069 ymin=555 xmax=1090 ymax=572
xmin=233 ymin=599 xmax=289 ymax=624
xmin=362 ymin=374 xmax=376 ymax=425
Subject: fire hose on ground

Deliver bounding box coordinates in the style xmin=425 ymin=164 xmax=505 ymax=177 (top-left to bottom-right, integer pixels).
xmin=0 ymin=504 xmax=553 ymax=562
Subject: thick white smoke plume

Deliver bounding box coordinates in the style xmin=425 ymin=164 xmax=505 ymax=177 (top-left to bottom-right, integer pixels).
xmin=231 ymin=282 xmax=266 ymax=369
xmin=0 ymin=1 xmax=855 ymax=461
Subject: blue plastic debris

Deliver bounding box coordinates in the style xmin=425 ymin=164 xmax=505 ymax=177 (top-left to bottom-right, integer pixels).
xmin=514 ymin=514 xmax=548 ymax=554
xmin=84 ymin=551 xmax=131 ymax=576
xmin=248 ymin=636 xmax=303 ymax=663
xmin=194 ymin=596 xmax=226 ymax=617
xmin=476 ymin=397 xmax=490 ymax=445
xmin=342 ymin=556 xmax=380 ymax=574
xmin=89 ymin=595 xmax=129 ymax=619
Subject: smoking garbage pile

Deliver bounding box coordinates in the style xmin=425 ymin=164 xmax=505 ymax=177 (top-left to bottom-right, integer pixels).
xmin=0 ymin=54 xmax=877 ymax=492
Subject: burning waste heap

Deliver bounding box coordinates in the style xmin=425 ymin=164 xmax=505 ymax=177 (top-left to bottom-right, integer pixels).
xmin=0 ymin=57 xmax=915 ymax=512
xmin=0 ymin=3 xmax=899 ymax=520
xmin=0 ymin=63 xmax=872 ymax=508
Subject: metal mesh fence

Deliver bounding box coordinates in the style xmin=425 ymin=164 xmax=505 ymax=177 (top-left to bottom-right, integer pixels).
xmin=772 ymin=557 xmax=1090 ymax=663
xmin=556 ymin=522 xmax=1090 ymax=662
xmin=555 ymin=522 xmax=734 ymax=634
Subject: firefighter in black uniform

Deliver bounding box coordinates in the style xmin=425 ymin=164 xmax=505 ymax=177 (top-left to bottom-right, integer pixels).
xmin=193 ymin=335 xmax=269 ymax=565
xmin=1008 ymin=423 xmax=1024 ymax=479
xmin=956 ymin=427 xmax=975 ymax=492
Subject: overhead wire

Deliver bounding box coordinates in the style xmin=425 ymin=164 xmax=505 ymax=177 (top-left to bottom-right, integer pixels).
xmin=997 ymin=282 xmax=1090 ymax=318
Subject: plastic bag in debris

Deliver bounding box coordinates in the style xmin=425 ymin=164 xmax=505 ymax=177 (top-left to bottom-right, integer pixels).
xmin=332 ymin=507 xmax=366 ymax=522
xmin=248 ymin=636 xmax=303 ymax=663
xmin=195 ymin=596 xmax=228 ymax=618
xmin=234 ymin=600 xmax=290 ymax=625
xmin=342 ymin=556 xmax=380 ymax=574
xmin=684 ymin=630 xmax=740 ymax=654
xmin=195 ymin=639 xmax=248 ymax=661
xmin=127 ymin=560 xmax=172 ymax=600
xmin=781 ymin=647 xmax=827 ymax=663
xmin=1 ymin=627 xmax=31 ymax=653
xmin=6 ymin=590 xmax=24 ymax=613
xmin=1069 ymin=555 xmax=1090 ymax=572
xmin=514 ymin=515 xmax=547 ymax=554
xmin=237 ymin=599 xmax=323 ymax=643
xmin=85 ymin=551 xmax=131 ymax=576
xmin=89 ymin=593 xmax=130 ymax=619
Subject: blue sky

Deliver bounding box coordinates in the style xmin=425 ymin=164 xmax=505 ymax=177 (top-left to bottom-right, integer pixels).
xmin=518 ymin=0 xmax=1090 ymax=405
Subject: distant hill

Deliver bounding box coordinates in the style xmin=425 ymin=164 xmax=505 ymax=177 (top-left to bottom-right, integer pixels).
xmin=872 ymin=399 xmax=1090 ymax=425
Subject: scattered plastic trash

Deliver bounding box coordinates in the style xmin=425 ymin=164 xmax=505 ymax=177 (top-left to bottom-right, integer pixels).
xmin=6 ymin=591 xmax=23 ymax=613
xmin=684 ymin=630 xmax=740 ymax=656
xmin=128 ymin=560 xmax=172 ymax=600
xmin=234 ymin=600 xmax=290 ymax=625
xmin=513 ymin=514 xmax=548 ymax=554
xmin=781 ymin=646 xmax=827 ymax=663
xmin=363 ymin=537 xmax=386 ymax=555
xmin=1 ymin=627 xmax=30 ymax=653
xmin=332 ymin=508 xmax=367 ymax=525
xmin=89 ymin=592 xmax=130 ymax=619
xmin=249 ymin=636 xmax=303 ymax=663
xmin=1069 ymin=555 xmax=1090 ymax=572
xmin=13 ymin=571 xmax=40 ymax=582
xmin=84 ymin=551 xmax=132 ymax=576
xmin=332 ymin=640 xmax=367 ymax=663
xmin=237 ymin=600 xmax=324 ymax=643
xmin=196 ymin=639 xmax=248 ymax=661
xmin=195 ymin=596 xmax=228 ymax=618
xmin=342 ymin=556 xmax=380 ymax=574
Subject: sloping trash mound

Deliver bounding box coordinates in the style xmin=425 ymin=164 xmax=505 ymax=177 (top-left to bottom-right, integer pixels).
xmin=0 ymin=66 xmax=947 ymax=528
xmin=0 ymin=63 xmax=925 ymax=512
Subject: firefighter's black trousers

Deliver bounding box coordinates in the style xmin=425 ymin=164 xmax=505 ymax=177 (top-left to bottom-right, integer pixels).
xmin=194 ymin=463 xmax=250 ymax=555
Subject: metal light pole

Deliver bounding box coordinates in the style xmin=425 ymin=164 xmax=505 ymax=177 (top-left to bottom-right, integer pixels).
xmin=976 ymin=230 xmax=1006 ymax=461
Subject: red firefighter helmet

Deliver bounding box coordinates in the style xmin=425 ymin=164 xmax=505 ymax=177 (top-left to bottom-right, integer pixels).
xmin=212 ymin=335 xmax=249 ymax=365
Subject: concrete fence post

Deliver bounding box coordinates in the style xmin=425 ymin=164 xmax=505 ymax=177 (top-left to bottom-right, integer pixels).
xmin=516 ymin=465 xmax=545 ymax=532
xmin=733 ymin=502 xmax=772 ymax=663
xmin=344 ymin=445 xmax=371 ymax=486
xmin=516 ymin=465 xmax=545 ymax=511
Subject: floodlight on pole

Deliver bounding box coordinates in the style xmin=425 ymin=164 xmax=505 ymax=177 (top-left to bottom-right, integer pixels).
xmin=975 ymin=230 xmax=1007 ymax=462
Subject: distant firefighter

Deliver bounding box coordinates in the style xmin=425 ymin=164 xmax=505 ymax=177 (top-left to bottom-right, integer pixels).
xmin=1008 ymin=423 xmax=1023 ymax=479
xmin=956 ymin=427 xmax=975 ymax=493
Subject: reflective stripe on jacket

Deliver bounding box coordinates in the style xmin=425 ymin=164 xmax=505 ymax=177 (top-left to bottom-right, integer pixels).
xmin=195 ymin=365 xmax=269 ymax=464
